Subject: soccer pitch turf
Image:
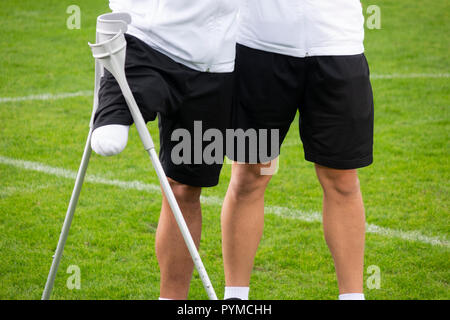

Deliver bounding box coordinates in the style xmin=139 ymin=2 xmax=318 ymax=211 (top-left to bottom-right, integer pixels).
xmin=0 ymin=0 xmax=448 ymax=300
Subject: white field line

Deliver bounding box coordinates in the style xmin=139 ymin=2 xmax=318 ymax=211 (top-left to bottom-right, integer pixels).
xmin=282 ymin=140 xmax=299 ymax=148
xmin=0 ymin=155 xmax=448 ymax=248
xmin=0 ymin=73 xmax=448 ymax=103
xmin=0 ymin=90 xmax=92 ymax=103
xmin=371 ymin=73 xmax=450 ymax=80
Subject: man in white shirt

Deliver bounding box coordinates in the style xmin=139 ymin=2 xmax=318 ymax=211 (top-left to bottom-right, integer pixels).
xmin=222 ymin=0 xmax=373 ymax=300
xmin=91 ymin=0 xmax=239 ymax=300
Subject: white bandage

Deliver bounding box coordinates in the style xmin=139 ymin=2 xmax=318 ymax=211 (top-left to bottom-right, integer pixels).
xmin=91 ymin=124 xmax=130 ymax=157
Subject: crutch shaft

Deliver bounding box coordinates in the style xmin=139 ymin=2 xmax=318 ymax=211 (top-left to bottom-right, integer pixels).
xmin=113 ymin=69 xmax=217 ymax=299
xmin=42 ymin=129 xmax=93 ymax=300
xmin=147 ymin=149 xmax=218 ymax=300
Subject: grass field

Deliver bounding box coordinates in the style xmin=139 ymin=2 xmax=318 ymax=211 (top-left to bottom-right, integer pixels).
xmin=0 ymin=0 xmax=448 ymax=300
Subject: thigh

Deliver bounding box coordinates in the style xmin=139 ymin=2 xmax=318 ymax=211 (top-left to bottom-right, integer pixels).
xmin=230 ymin=44 xmax=304 ymax=163
xmin=158 ymin=71 xmax=234 ymax=187
xmin=300 ymin=54 xmax=374 ymax=169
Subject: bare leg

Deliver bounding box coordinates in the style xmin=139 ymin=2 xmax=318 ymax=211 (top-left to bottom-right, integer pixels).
xmin=315 ymin=164 xmax=366 ymax=294
xmin=221 ymin=162 xmax=273 ymax=287
xmin=155 ymin=178 xmax=202 ymax=299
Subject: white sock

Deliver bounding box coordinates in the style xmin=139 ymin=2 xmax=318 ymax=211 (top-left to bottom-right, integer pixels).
xmin=158 ymin=297 xmax=173 ymax=300
xmin=339 ymin=293 xmax=365 ymax=300
xmin=91 ymin=124 xmax=130 ymax=157
xmin=224 ymin=286 xmax=249 ymax=300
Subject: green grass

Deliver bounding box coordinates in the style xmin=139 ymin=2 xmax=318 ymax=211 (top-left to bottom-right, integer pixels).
xmin=0 ymin=0 xmax=448 ymax=300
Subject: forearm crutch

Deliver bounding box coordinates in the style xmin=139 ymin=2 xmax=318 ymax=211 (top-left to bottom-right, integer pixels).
xmin=42 ymin=13 xmax=217 ymax=300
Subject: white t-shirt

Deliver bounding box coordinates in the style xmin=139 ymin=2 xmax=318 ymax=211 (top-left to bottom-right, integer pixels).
xmin=238 ymin=0 xmax=365 ymax=57
xmin=109 ymin=0 xmax=239 ymax=73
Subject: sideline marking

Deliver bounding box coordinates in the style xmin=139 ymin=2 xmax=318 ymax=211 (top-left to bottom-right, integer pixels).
xmin=0 ymin=155 xmax=448 ymax=247
xmin=0 ymin=90 xmax=92 ymax=103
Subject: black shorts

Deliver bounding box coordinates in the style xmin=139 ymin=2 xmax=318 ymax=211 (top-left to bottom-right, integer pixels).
xmin=230 ymin=44 xmax=374 ymax=169
xmin=94 ymin=34 xmax=233 ymax=187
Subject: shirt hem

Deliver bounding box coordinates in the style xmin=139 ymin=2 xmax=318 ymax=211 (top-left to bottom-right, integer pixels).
xmin=127 ymin=26 xmax=235 ymax=73
xmin=237 ymin=35 xmax=364 ymax=58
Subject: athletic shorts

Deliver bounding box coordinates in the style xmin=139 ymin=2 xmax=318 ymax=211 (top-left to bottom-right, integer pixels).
xmin=229 ymin=44 xmax=374 ymax=169
xmin=94 ymin=34 xmax=234 ymax=187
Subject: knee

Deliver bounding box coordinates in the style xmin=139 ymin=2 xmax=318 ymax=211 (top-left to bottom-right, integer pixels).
xmin=317 ymin=167 xmax=361 ymax=198
xmin=229 ymin=164 xmax=272 ymax=200
xmin=91 ymin=124 xmax=129 ymax=157
xmin=167 ymin=178 xmax=201 ymax=206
